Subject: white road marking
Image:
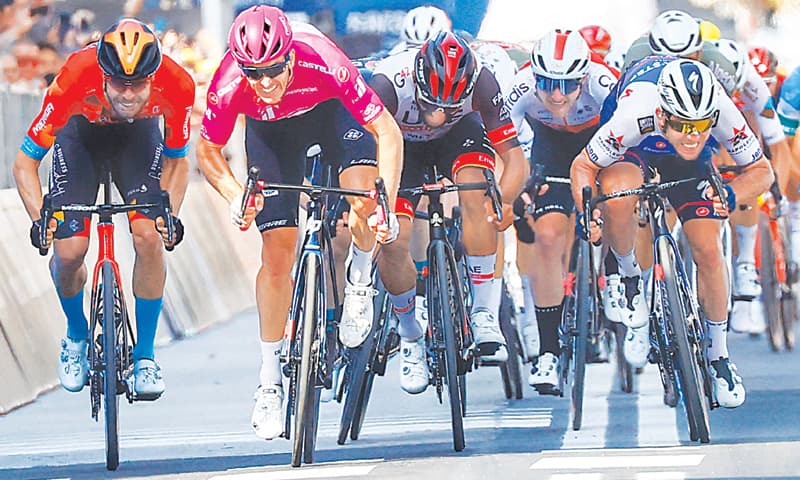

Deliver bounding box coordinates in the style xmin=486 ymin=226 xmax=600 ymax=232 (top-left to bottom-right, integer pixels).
xmin=636 ymin=367 xmax=680 ymax=446
xmin=549 ymin=474 xmax=605 ymax=480
xmin=531 ymin=454 xmax=704 ymax=469
xmin=636 ymin=472 xmax=687 ymax=480
xmin=207 ymin=465 xmax=375 ymax=480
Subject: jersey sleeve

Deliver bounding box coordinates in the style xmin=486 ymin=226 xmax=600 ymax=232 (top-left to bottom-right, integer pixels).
xmin=327 ymin=55 xmax=385 ymax=126
xmin=474 ymin=67 xmax=519 ymax=148
xmin=22 ymin=56 xmax=86 ymax=160
xmin=712 ymin=90 xmax=764 ymax=167
xmin=200 ymin=59 xmax=242 ymax=146
xmin=778 ymin=67 xmax=800 ymax=136
xmin=160 ymin=56 xmax=196 ymax=158
xmin=506 ymin=69 xmax=533 ymax=155
xmin=583 ymin=83 xmax=649 ymax=167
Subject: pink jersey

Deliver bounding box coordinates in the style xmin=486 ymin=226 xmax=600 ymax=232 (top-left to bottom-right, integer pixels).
xmin=200 ymin=23 xmax=384 ymax=145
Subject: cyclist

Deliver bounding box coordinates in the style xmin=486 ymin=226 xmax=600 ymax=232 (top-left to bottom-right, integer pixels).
xmin=12 ymin=19 xmax=195 ymax=399
xmin=778 ymin=65 xmax=800 ymax=269
xmin=505 ymin=29 xmax=623 ymax=392
xmin=389 ymin=5 xmax=452 ymax=54
xmin=571 ymin=57 xmax=773 ymax=408
xmin=579 ymin=25 xmax=612 ymax=58
xmin=711 ymin=39 xmax=792 ymax=332
xmin=749 ymin=46 xmax=785 ymax=101
xmin=195 ymin=6 xmax=402 ymax=440
xmin=368 ymin=31 xmax=528 ymax=394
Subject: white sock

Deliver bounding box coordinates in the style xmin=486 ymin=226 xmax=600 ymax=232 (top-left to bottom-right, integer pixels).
xmin=735 ymin=224 xmax=757 ymax=265
xmin=612 ymin=247 xmax=641 ymax=277
xmin=259 ymin=339 xmax=284 ymax=386
xmin=705 ymin=319 xmax=730 ymax=361
xmin=520 ymin=275 xmax=537 ymax=327
xmin=390 ymin=288 xmax=423 ymax=340
xmin=347 ymin=243 xmax=375 ymax=285
xmin=467 ymin=254 xmax=496 ymax=312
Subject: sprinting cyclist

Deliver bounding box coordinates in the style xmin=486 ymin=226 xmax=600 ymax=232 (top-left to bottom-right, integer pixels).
xmin=389 ymin=5 xmax=452 ymax=54
xmin=777 ymin=65 xmax=800 ymax=269
xmin=196 ymin=5 xmax=403 ymax=440
xmin=579 ymin=25 xmax=612 ymax=58
xmin=571 ymin=57 xmax=773 ymax=408
xmin=368 ymin=31 xmax=528 ymax=394
xmin=13 ymin=19 xmax=195 ymax=399
xmin=505 ymin=29 xmax=624 ymax=393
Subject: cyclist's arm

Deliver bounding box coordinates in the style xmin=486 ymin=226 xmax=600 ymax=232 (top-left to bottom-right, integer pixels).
xmin=12 ymin=150 xmax=44 ymax=220
xmin=496 ymin=142 xmax=528 ymax=204
xmin=363 ymin=108 xmax=403 ymax=207
xmin=196 ymin=137 xmax=242 ymax=204
xmin=728 ymin=156 xmax=774 ymax=205
xmin=570 ymin=149 xmax=602 ymax=213
xmin=160 ymin=155 xmax=189 ymax=214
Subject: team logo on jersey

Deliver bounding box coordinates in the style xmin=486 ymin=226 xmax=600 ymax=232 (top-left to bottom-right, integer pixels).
xmin=463 ymin=138 xmax=475 ymax=148
xmin=336 ymin=66 xmax=350 ymax=83
xmin=394 ymin=67 xmax=412 ymax=88
xmin=355 ymin=77 xmax=366 ymax=98
xmin=491 ymin=92 xmax=503 ymax=106
xmin=656 ymin=141 xmax=667 ymax=149
xmin=208 ymin=92 xmax=219 ymax=105
xmin=619 ymin=88 xmax=634 ymax=99
xmin=728 ymin=125 xmax=748 ymax=147
xmin=637 ymin=116 xmax=655 ymax=134
xmin=363 ymin=103 xmax=380 ymax=121
xmin=604 ymin=131 xmax=624 ymax=151
xmin=343 ymin=128 xmax=364 ymax=141
xmin=695 ymin=206 xmax=710 ymax=217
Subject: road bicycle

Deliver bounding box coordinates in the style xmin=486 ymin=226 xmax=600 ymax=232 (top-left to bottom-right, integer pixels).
xmin=241 ymin=147 xmax=390 ymax=467
xmin=39 ymin=165 xmax=175 ymax=470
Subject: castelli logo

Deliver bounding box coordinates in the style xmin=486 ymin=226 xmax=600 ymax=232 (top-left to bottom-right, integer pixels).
xmin=208 ymin=92 xmax=219 ymax=105
xmin=696 ymin=206 xmax=710 ymax=217
xmin=336 ymin=66 xmax=349 ymax=83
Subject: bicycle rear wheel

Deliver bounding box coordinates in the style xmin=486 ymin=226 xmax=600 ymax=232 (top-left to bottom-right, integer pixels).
xmin=658 ymin=238 xmax=710 ymax=443
xmin=292 ymin=256 xmax=321 ymax=467
xmin=430 ymin=242 xmax=466 ymax=451
xmin=499 ymin=286 xmax=523 ymax=400
xmin=571 ymin=241 xmax=591 ymax=431
xmin=101 ymin=262 xmax=120 ymax=471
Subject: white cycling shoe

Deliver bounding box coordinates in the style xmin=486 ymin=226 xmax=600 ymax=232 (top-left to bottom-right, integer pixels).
xmin=400 ymin=336 xmax=429 ymax=394
xmin=603 ymin=273 xmax=649 ymax=328
xmin=252 ymin=385 xmax=284 ymax=440
xmin=58 ymin=337 xmax=89 ymax=393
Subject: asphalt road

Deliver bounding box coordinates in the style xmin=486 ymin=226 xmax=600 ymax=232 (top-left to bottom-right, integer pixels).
xmin=2 ymin=308 xmax=800 ymax=480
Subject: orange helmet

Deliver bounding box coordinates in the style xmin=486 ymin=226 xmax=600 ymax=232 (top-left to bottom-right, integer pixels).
xmin=579 ymin=25 xmax=612 ymax=56
xmin=97 ymin=19 xmax=162 ymax=79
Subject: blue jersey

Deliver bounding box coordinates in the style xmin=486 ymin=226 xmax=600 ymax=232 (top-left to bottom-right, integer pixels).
xmin=778 ymin=66 xmax=800 ymax=136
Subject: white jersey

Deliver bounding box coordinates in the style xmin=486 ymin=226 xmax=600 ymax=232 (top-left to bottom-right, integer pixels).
xmin=586 ymin=76 xmax=762 ymax=168
xmin=736 ymin=59 xmax=785 ymax=146
xmin=506 ymin=61 xmax=618 ymax=157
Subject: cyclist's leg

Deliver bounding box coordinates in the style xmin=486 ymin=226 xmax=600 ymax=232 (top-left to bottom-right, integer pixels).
xmin=49 ymin=117 xmax=99 ymax=392
xmin=513 ymin=200 xmax=539 ymax=360
xmin=244 ymin=115 xmax=306 ymax=439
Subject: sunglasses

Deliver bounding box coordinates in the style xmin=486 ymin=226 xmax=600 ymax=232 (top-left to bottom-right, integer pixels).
xmin=415 ymin=86 xmax=463 ymax=114
xmin=534 ymin=75 xmax=582 ymax=94
xmin=105 ymin=77 xmax=151 ymax=93
xmin=665 ymin=114 xmax=715 ymax=134
xmin=240 ymin=52 xmax=292 ymax=80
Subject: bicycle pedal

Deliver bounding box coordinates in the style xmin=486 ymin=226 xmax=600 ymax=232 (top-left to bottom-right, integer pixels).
xmin=475 ymin=341 xmax=504 ymax=356
xmin=533 ymin=384 xmax=561 ymax=396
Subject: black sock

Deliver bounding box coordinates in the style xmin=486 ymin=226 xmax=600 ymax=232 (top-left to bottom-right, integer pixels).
xmin=536 ymin=303 xmax=563 ymax=355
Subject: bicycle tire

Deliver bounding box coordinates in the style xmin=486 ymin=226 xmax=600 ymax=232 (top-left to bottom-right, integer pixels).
xmin=657 ymin=238 xmax=711 ymax=443
xmin=302 ymin=387 xmax=321 ymax=465
xmin=292 ymin=255 xmax=321 ymax=467
xmin=572 ymin=241 xmax=591 ymax=431
xmin=350 ymin=366 xmax=376 ymax=440
xmin=431 ymin=241 xmax=465 ymax=451
xmin=499 ymin=289 xmax=523 ymax=399
xmin=760 ymin=219 xmax=783 ymax=352
xmin=612 ymin=322 xmax=633 ymax=393
xmin=102 ymin=262 xmax=120 ymax=471
xmin=778 ymin=219 xmax=797 ymax=351
xmin=337 ymin=334 xmax=375 ymax=444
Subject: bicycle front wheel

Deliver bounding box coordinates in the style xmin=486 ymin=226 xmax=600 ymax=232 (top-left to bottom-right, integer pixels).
xmin=571 ymin=241 xmax=591 ymax=431
xmin=292 ymin=255 xmax=321 ymax=467
xmin=760 ymin=218 xmax=783 ymax=351
xmin=657 ymin=238 xmax=710 ymax=443
xmin=430 ymin=242 xmax=465 ymax=452
xmin=101 ymin=262 xmax=120 ymax=470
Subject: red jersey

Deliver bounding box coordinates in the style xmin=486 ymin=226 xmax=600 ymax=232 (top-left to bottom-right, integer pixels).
xmin=22 ymin=44 xmax=195 ymax=160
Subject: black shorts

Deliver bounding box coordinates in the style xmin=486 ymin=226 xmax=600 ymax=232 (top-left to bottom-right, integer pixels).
xmin=514 ymin=122 xmax=597 ymax=243
xmin=399 ymin=112 xmax=496 ymax=217
xmin=621 ymin=147 xmax=725 ymax=223
xmin=49 ymin=116 xmax=165 ymax=239
xmin=245 ymin=100 xmax=377 ymax=232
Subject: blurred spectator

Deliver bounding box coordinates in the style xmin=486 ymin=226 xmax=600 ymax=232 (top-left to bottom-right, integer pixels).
xmin=0 ymin=52 xmax=18 ymax=86
xmin=0 ymin=0 xmax=34 ymax=53
xmin=10 ymin=40 xmax=44 ymax=93
xmin=37 ymin=41 xmax=61 ymax=85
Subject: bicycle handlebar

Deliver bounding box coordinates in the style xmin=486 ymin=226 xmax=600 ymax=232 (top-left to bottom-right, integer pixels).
xmin=399 ymin=168 xmax=504 ymax=222
xmin=38 ymin=192 xmax=175 ymax=256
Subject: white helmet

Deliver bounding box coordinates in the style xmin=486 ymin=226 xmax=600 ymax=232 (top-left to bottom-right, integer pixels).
xmin=658 ymin=59 xmax=718 ymax=120
xmin=713 ymin=38 xmax=747 ymax=91
xmin=604 ymin=45 xmax=627 ymax=72
xmin=530 ymin=29 xmax=590 ymax=79
xmin=649 ymin=10 xmax=703 ymax=56
xmin=402 ymin=6 xmax=451 ymax=47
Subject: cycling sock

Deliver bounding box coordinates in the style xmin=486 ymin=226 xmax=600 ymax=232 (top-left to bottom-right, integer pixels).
xmin=734 ymin=224 xmax=757 ymax=265
xmin=520 ymin=275 xmax=537 ymax=327
xmin=346 ymin=243 xmax=375 ymax=286
xmin=611 ymin=247 xmax=641 ymax=278
xmin=259 ymin=339 xmax=284 ymax=386
xmin=390 ymin=287 xmax=423 ymax=340
xmin=705 ymin=319 xmax=730 ymax=360
xmin=535 ymin=303 xmax=563 ymax=355
xmin=467 ymin=254 xmax=496 ymax=312
xmin=133 ymin=297 xmax=162 ymax=361
xmin=59 ymin=290 xmax=88 ymax=341
xmin=604 ymin=250 xmax=620 ymax=275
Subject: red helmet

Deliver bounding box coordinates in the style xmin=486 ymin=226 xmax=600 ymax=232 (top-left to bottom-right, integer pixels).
xmin=749 ymin=46 xmax=778 ymax=78
xmin=579 ymin=25 xmax=612 ymax=56
xmin=414 ymin=31 xmax=478 ymax=106
xmin=228 ymin=5 xmax=292 ymax=65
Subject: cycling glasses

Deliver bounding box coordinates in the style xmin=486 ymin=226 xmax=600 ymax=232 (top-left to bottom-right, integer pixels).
xmin=105 ymin=77 xmax=151 ymax=93
xmin=415 ymin=86 xmax=463 ymax=114
xmin=534 ymin=75 xmax=582 ymax=94
xmin=665 ymin=114 xmax=715 ymax=135
xmin=240 ymin=52 xmax=292 ymax=80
